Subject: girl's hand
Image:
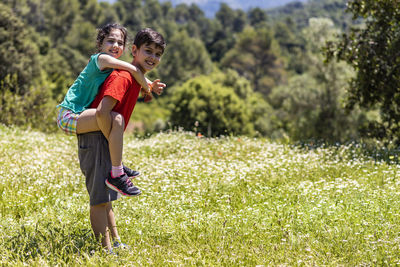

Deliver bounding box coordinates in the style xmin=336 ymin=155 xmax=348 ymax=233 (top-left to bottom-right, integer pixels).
xmin=143 ymin=92 xmax=153 ymax=103
xmin=140 ymin=87 xmax=153 ymax=102
xmin=150 ymin=79 xmax=166 ymax=95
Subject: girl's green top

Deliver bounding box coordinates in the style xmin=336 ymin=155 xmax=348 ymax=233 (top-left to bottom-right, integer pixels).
xmin=58 ymin=53 xmax=113 ymax=114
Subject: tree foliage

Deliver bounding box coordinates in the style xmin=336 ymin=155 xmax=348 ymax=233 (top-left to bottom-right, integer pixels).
xmin=271 ymin=18 xmax=362 ymax=142
xmin=168 ymin=70 xmax=273 ymax=137
xmin=327 ymin=0 xmax=400 ymax=142
xmin=221 ymin=26 xmax=285 ymax=96
xmin=157 ymin=30 xmax=213 ymax=88
xmin=0 ymin=3 xmax=40 ymax=94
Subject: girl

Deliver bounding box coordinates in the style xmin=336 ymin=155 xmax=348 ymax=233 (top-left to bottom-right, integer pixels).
xmin=57 ymin=23 xmax=163 ymax=190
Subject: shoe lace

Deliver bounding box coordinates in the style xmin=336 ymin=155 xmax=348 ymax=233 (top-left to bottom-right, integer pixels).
xmin=125 ymin=178 xmax=133 ymax=187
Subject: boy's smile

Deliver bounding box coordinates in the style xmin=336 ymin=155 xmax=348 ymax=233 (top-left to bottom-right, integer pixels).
xmin=132 ymin=43 xmax=163 ymax=73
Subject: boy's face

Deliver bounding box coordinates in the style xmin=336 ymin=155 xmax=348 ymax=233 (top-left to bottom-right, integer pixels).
xmin=132 ymin=42 xmax=163 ymax=73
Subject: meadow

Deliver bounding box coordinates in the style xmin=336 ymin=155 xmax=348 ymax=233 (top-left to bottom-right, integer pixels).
xmin=0 ymin=125 xmax=400 ymax=266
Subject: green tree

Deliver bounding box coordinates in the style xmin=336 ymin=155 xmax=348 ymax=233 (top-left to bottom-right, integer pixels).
xmin=0 ymin=3 xmax=59 ymax=130
xmin=271 ymin=18 xmax=363 ymax=142
xmin=205 ymin=3 xmax=247 ymax=62
xmin=97 ymin=2 xmax=118 ymax=26
xmin=168 ymin=69 xmax=275 ymax=137
xmin=206 ymin=25 xmax=235 ymax=62
xmin=169 ymin=75 xmax=252 ymax=137
xmin=221 ymin=26 xmax=285 ymax=96
xmin=114 ymin=0 xmax=144 ymax=31
xmin=142 ymin=0 xmax=165 ymax=30
xmin=211 ymin=69 xmax=276 ymax=136
xmin=215 ymin=3 xmax=236 ymax=31
xmin=273 ymin=19 xmax=307 ymax=74
xmin=156 ymin=30 xmax=213 ymax=88
xmin=79 ymin=0 xmax=105 ymax=26
xmin=248 ymin=7 xmax=267 ymax=28
xmin=43 ymin=0 xmax=80 ymax=45
xmin=169 ymin=3 xmax=218 ymax=53
xmin=65 ymin=20 xmax=97 ymax=57
xmin=0 ymin=3 xmax=40 ymax=94
xmin=326 ymin=0 xmax=400 ymax=142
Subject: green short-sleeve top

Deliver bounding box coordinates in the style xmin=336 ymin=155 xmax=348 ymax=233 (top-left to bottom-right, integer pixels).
xmin=58 ymin=53 xmax=113 ymax=114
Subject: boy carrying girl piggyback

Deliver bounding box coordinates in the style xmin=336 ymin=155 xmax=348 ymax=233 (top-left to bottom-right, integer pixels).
xmin=57 ymin=24 xmax=166 ymax=252
xmin=57 ymin=23 xmax=165 ymax=195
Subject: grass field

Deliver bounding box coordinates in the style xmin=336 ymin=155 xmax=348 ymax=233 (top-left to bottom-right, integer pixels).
xmin=1 ymin=125 xmax=400 ymax=266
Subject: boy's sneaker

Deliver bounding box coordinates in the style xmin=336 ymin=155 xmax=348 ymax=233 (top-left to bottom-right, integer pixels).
xmin=123 ymin=165 xmax=140 ymax=178
xmin=105 ymin=173 xmax=141 ymax=196
xmin=106 ymin=248 xmax=117 ymax=256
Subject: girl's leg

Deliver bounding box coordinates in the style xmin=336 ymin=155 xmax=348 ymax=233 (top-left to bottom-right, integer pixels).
xmin=108 ymin=113 xmax=124 ymax=167
xmin=76 ymin=108 xmax=101 ymax=134
xmin=90 ymin=203 xmax=112 ymax=250
xmin=76 ymin=109 xmax=124 ymax=167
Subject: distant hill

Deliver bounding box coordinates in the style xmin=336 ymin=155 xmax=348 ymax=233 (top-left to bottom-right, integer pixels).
xmin=99 ymin=0 xmax=309 ymax=17
xmin=159 ymin=0 xmax=308 ymax=17
xmin=266 ymin=0 xmax=352 ymax=31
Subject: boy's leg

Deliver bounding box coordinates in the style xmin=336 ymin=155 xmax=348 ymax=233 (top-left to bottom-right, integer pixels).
xmin=106 ymin=202 xmax=120 ymax=241
xmin=106 ymin=202 xmax=130 ymax=249
xmin=78 ymin=132 xmax=125 ymax=251
xmin=90 ymin=203 xmax=112 ymax=250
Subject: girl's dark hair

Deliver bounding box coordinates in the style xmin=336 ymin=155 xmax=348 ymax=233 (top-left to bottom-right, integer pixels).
xmin=96 ymin=23 xmax=128 ymax=52
xmin=133 ymin=28 xmax=166 ymax=53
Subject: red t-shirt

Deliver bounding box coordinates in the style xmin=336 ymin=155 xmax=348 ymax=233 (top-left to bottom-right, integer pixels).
xmin=90 ymin=70 xmax=141 ymax=130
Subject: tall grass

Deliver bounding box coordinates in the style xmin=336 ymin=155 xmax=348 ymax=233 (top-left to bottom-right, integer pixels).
xmin=1 ymin=125 xmax=400 ymax=265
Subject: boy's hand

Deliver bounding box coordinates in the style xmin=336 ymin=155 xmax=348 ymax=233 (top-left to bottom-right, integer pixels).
xmin=150 ymin=79 xmax=166 ymax=95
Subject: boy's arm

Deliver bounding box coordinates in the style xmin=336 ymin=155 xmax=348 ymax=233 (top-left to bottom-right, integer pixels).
xmin=95 ymin=96 xmax=118 ymax=140
xmin=98 ymin=54 xmax=151 ymax=94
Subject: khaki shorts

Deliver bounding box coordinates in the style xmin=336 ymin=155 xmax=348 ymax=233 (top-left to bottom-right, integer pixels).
xmin=77 ymin=131 xmax=120 ymax=206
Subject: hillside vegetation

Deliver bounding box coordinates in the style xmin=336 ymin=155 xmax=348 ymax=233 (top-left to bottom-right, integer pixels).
xmin=2 ymin=0 xmax=369 ymax=142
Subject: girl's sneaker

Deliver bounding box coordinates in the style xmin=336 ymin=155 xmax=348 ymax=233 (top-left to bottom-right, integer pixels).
xmin=123 ymin=165 xmax=140 ymax=178
xmin=105 ymin=173 xmax=141 ymax=196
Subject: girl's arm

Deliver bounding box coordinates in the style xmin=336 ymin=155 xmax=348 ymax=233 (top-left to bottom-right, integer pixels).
xmin=97 ymin=54 xmax=151 ymax=94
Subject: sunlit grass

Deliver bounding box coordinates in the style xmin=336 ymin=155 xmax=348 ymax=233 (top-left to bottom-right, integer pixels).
xmin=1 ymin=125 xmax=400 ymax=265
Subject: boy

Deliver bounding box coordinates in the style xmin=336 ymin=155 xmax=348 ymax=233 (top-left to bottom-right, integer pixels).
xmin=77 ymin=28 xmax=166 ymax=251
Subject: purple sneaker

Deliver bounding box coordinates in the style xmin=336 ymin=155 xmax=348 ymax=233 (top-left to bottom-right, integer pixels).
xmin=123 ymin=165 xmax=140 ymax=178
xmin=105 ymin=173 xmax=141 ymax=196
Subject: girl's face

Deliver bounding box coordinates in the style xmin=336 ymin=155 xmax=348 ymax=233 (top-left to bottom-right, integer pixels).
xmin=99 ymin=29 xmax=125 ymax=58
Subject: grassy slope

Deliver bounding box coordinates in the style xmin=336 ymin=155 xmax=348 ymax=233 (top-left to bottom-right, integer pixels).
xmin=0 ymin=125 xmax=400 ymax=265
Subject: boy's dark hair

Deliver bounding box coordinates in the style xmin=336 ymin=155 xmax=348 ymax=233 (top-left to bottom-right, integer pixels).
xmin=96 ymin=23 xmax=128 ymax=52
xmin=133 ymin=28 xmax=166 ymax=53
